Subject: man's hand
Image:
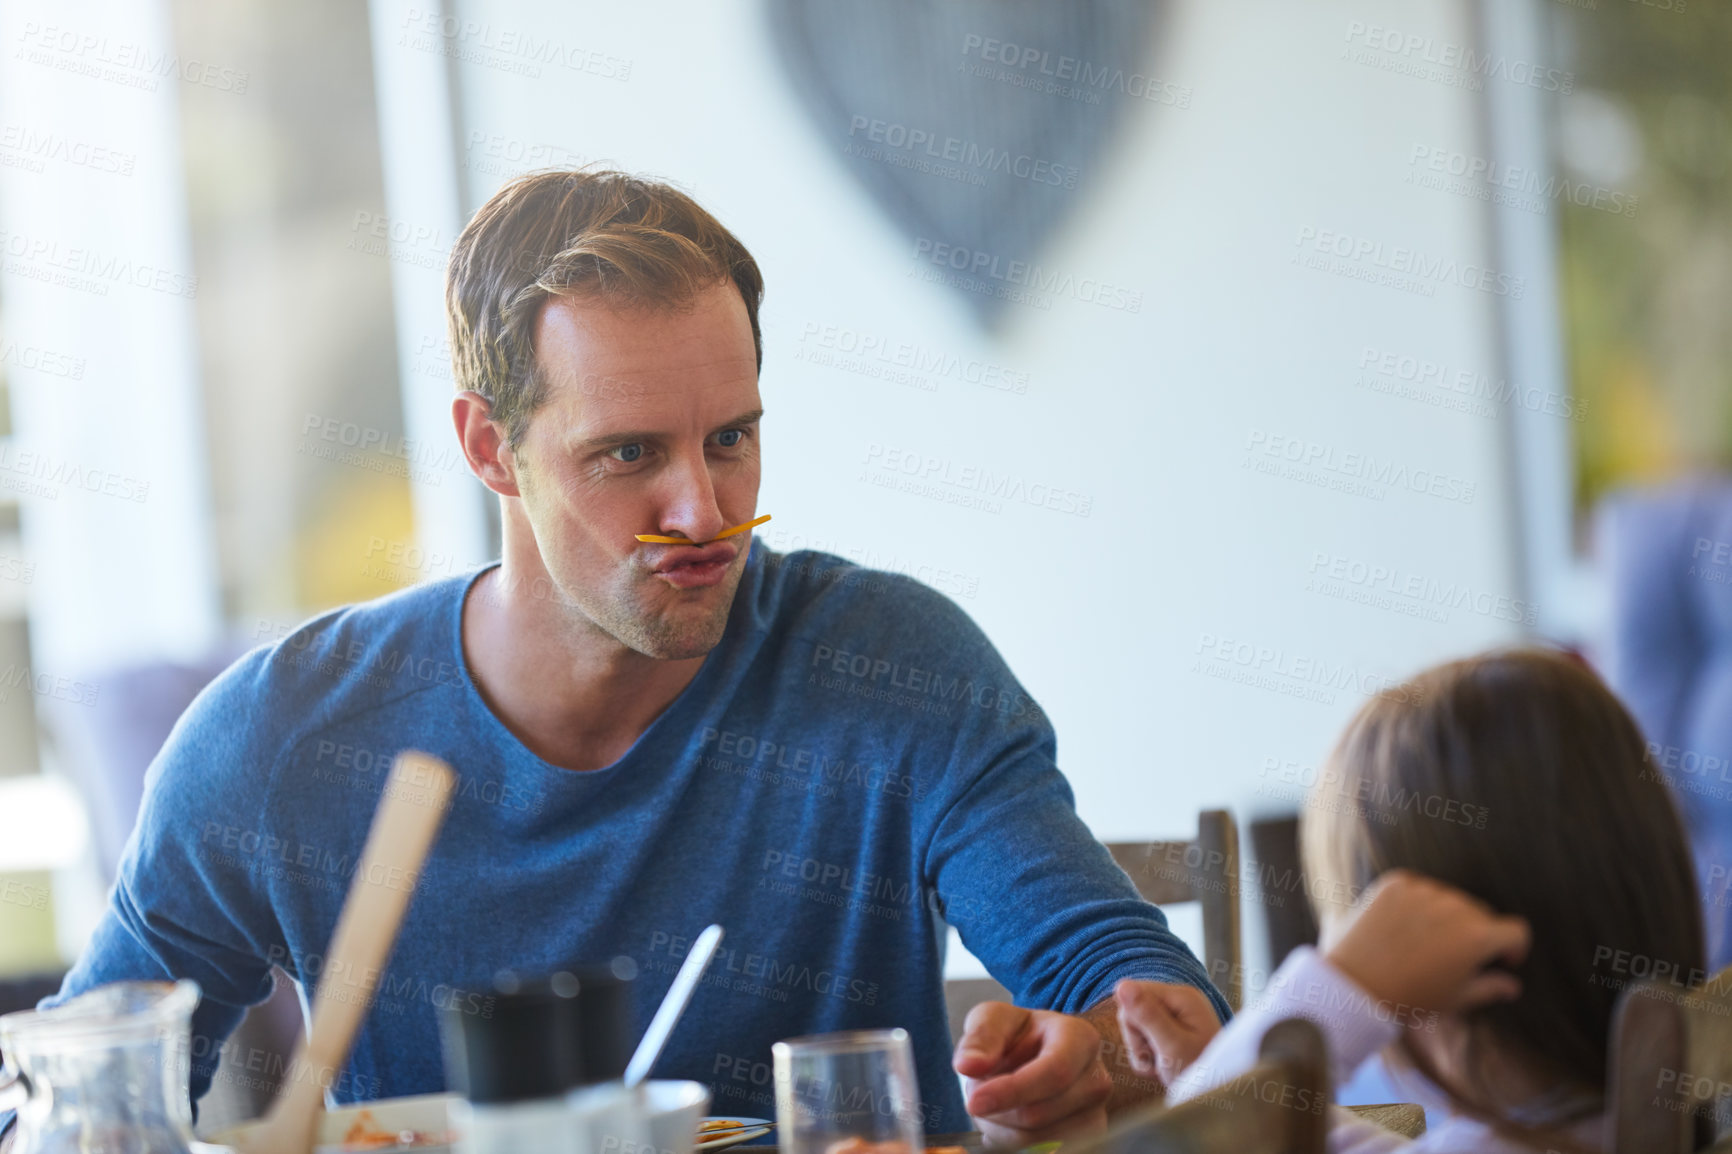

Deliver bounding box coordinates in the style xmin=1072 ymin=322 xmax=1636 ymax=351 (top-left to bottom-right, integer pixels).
xmin=1325 ymin=869 xmax=1531 ymax=1017
xmin=953 ymin=1002 xmax=1112 ymax=1146
xmin=1112 ymin=979 xmax=1222 ymax=1084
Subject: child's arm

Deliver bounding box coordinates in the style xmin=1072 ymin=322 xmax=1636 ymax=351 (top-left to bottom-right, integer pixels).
xmin=1158 ymin=947 xmax=1403 ymax=1098
xmin=1118 ymin=871 xmax=1532 ymax=1151
xmin=1166 ymin=947 xmax=1430 ymax=1151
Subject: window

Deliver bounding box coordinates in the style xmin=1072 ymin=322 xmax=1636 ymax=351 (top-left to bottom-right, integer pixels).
xmin=1548 ymin=1 xmax=1732 ymax=526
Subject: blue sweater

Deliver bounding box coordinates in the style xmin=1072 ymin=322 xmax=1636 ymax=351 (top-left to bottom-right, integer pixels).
xmin=56 ymin=543 xmax=1226 ymax=1132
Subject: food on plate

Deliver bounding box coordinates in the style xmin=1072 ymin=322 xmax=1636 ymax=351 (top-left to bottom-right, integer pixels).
xmin=337 ymin=1109 xmax=453 ymax=1151
xmin=823 ymin=1142 xmax=907 ymax=1154
xmin=696 ymin=1118 xmax=775 ymax=1145
xmin=820 ymin=1141 xmax=969 ymax=1154
xmin=636 ymin=513 xmax=772 ymax=545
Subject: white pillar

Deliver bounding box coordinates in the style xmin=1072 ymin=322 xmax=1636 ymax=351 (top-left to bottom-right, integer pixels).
xmin=367 ymin=0 xmax=493 ymax=569
xmin=1479 ymin=0 xmax=1596 ymax=639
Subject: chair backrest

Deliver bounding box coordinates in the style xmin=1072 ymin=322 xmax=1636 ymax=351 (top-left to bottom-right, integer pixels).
xmin=943 ymin=975 xmax=1013 ymax=1046
xmin=1063 ymin=1017 xmax=1329 ymax=1154
xmin=1247 ymin=814 xmax=1320 ymax=969
xmin=1105 ymin=809 xmax=1243 ymax=1010
xmin=1610 ymin=965 xmax=1732 ymax=1153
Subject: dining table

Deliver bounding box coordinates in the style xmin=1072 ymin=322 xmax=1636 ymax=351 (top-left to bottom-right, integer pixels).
xmin=729 ymin=1102 xmax=1424 ymax=1153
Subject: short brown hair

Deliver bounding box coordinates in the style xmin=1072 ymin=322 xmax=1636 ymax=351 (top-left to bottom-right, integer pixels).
xmin=445 ymin=168 xmax=764 ymax=447
xmin=1302 ymin=648 xmax=1704 ymax=1143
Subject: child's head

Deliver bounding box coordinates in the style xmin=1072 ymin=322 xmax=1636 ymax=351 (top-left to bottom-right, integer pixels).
xmin=1300 ymin=647 xmax=1704 ymax=1110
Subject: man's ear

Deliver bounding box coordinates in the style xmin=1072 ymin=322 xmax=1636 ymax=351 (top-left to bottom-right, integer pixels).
xmin=453 ymin=390 xmax=522 ymax=498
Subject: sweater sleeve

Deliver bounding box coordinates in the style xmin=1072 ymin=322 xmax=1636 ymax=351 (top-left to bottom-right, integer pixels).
xmin=919 ymin=689 xmax=1231 ymax=1025
xmin=1167 ymin=947 xmax=1411 ymax=1153
xmin=46 ymin=651 xmax=287 ymax=1112
xmin=788 ymin=562 xmax=1232 ymax=1023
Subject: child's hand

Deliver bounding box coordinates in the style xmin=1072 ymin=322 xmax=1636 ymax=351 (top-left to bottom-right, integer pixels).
xmin=1325 ymin=870 xmax=1531 ymax=1018
xmin=1113 ymin=979 xmax=1222 ymax=1084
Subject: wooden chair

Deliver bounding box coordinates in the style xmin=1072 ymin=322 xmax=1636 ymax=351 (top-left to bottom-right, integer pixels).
xmin=1248 ymin=814 xmax=1320 ymax=967
xmin=1346 ymin=1102 xmax=1426 ymax=1139
xmin=1609 ymin=965 xmax=1732 ymax=1153
xmin=1062 ymin=1017 xmax=1329 ymax=1154
xmin=943 ymin=975 xmax=1014 ymax=1045
xmin=1105 ymin=809 xmax=1243 ymax=1010
xmin=943 ymin=811 xmax=1243 ymax=1045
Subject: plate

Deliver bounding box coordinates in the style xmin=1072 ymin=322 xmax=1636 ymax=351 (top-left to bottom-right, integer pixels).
xmin=207 ymin=1084 xmax=714 ymax=1154
xmin=209 ymin=1086 xmax=719 ymax=1154
xmin=695 ymin=1116 xmax=775 ymax=1150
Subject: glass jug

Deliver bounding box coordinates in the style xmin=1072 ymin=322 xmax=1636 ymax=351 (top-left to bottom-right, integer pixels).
xmin=0 ymin=980 xmax=206 ymax=1154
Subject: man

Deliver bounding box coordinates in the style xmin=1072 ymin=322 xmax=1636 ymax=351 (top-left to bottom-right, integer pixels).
xmin=56 ymin=169 xmax=1226 ymax=1142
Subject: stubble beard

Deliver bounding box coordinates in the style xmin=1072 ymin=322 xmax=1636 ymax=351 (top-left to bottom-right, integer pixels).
xmin=514 ymin=467 xmax=746 ymax=659
xmin=593 ymin=555 xmax=747 ymax=660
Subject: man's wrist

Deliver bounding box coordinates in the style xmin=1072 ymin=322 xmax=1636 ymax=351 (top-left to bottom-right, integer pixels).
xmin=1080 ymin=995 xmax=1167 ymax=1114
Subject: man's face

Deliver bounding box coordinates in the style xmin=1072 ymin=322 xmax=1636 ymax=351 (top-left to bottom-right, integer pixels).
xmin=509 ymin=280 xmax=762 ymax=660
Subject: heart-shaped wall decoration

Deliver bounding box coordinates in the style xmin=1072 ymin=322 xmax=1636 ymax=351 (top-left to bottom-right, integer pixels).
xmin=767 ymin=0 xmax=1161 ymax=329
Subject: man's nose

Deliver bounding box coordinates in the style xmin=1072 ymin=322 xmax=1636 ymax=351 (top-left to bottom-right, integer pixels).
xmin=656 ymin=452 xmax=727 ymax=541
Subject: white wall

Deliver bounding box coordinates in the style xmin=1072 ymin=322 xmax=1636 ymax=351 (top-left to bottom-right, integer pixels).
xmin=0 ymin=0 xmax=221 ymax=676
xmin=406 ymin=0 xmax=1532 ymax=969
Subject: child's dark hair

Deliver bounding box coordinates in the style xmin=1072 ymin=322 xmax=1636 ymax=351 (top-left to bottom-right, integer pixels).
xmin=1301 ymin=647 xmax=1705 ymax=1144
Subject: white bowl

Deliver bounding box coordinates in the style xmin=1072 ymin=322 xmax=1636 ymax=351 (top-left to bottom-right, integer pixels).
xmin=640 ymin=1080 xmax=712 ymax=1154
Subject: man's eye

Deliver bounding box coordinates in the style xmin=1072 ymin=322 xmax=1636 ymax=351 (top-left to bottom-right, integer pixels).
xmin=717 ymin=429 xmax=744 ymax=448
xmin=610 ymin=444 xmax=645 ymax=463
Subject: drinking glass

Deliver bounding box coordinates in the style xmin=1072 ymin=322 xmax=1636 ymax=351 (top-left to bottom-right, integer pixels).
xmin=772 ymin=1029 xmax=923 ymax=1154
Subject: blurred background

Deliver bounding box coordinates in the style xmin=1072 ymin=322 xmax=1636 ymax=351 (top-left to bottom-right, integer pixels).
xmin=0 ymin=0 xmax=1729 ymax=1128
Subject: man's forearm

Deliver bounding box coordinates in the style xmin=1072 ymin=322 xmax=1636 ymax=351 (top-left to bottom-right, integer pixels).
xmin=1080 ymin=995 xmax=1167 ymax=1114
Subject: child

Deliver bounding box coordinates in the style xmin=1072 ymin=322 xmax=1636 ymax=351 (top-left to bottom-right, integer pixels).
xmin=1116 ymin=648 xmax=1707 ymax=1152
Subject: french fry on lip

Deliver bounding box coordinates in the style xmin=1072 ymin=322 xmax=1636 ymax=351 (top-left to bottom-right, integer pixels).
xmin=636 ymin=513 xmax=770 ymax=545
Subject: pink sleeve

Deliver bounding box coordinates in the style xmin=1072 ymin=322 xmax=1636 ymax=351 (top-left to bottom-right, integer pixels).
xmin=1165 ymin=947 xmax=1413 ymax=1153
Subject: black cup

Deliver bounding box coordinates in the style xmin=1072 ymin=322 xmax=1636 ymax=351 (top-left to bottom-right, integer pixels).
xmin=439 ymin=960 xmax=639 ymax=1102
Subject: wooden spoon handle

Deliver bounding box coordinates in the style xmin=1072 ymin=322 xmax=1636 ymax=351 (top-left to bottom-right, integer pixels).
xmin=297 ymin=751 xmax=456 ymax=1081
